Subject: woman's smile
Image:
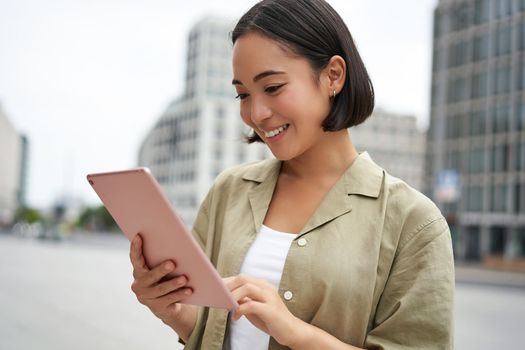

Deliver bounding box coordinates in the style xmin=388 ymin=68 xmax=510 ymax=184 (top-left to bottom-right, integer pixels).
xmin=262 ymin=123 xmax=290 ymax=142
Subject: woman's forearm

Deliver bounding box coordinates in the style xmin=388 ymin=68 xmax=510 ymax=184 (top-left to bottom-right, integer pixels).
xmin=161 ymin=304 xmax=198 ymax=343
xmin=288 ymin=317 xmax=363 ymax=350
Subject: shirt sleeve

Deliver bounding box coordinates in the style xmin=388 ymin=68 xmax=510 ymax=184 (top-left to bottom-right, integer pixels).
xmin=364 ymin=217 xmax=455 ymax=350
xmin=190 ymin=188 xmax=212 ymax=250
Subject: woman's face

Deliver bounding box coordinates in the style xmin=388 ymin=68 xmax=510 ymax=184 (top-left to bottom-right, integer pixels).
xmin=232 ymin=32 xmax=332 ymax=161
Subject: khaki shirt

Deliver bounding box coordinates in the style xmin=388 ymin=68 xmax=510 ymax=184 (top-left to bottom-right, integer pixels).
xmin=183 ymin=152 xmax=454 ymax=349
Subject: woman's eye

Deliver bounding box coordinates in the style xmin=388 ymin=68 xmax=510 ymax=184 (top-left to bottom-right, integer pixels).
xmin=235 ymin=93 xmax=249 ymax=100
xmin=265 ymin=84 xmax=285 ymax=93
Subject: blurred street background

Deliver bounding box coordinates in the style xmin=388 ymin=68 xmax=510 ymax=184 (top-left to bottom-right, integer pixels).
xmin=2 ymin=0 xmax=525 ymax=349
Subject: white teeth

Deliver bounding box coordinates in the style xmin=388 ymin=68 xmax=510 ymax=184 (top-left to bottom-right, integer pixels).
xmin=265 ymin=124 xmax=288 ymax=138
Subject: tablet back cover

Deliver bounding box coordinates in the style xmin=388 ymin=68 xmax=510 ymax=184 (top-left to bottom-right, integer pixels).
xmin=87 ymin=168 xmax=237 ymax=310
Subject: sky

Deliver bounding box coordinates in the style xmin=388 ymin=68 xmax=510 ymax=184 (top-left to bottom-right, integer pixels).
xmin=0 ymin=0 xmax=438 ymax=209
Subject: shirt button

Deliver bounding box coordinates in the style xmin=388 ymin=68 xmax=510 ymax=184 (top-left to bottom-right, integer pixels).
xmin=283 ymin=291 xmax=293 ymax=300
xmin=297 ymin=238 xmax=307 ymax=247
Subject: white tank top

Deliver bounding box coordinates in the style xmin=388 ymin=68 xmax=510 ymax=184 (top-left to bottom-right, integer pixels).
xmin=224 ymin=225 xmax=296 ymax=350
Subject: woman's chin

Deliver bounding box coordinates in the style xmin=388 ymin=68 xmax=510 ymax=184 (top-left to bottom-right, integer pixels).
xmin=268 ymin=149 xmax=295 ymax=161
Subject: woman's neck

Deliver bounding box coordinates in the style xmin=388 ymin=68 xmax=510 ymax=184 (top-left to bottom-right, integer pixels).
xmin=281 ymin=129 xmax=359 ymax=182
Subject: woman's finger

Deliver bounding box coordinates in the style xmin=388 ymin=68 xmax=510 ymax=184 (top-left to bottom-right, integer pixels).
xmin=230 ymin=282 xmax=267 ymax=304
xmin=232 ymin=299 xmax=267 ymax=321
xmin=145 ymin=275 xmax=188 ymax=299
xmin=224 ymin=274 xmax=268 ymax=292
xmin=129 ymin=234 xmax=149 ymax=277
xmin=139 ymin=260 xmax=177 ymax=287
xmin=154 ymin=287 xmax=194 ymax=310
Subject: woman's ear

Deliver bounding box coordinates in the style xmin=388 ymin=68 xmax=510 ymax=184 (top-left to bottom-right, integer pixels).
xmin=323 ymin=55 xmax=346 ymax=97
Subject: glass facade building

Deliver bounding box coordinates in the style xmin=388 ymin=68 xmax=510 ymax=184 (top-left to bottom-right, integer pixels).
xmin=425 ymin=0 xmax=525 ymax=262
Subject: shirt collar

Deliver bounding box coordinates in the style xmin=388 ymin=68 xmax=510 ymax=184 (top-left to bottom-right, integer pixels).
xmin=242 ymin=151 xmax=384 ymax=199
xmin=343 ymin=152 xmax=384 ymax=198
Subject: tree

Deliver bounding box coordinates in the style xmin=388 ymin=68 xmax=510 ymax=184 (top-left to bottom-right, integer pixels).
xmin=15 ymin=207 xmax=43 ymax=224
xmin=77 ymin=205 xmax=119 ymax=232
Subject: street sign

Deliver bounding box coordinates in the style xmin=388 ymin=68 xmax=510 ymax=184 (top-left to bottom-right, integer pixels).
xmin=435 ymin=169 xmax=460 ymax=203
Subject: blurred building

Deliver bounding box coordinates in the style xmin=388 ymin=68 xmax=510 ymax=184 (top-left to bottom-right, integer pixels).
xmin=138 ymin=18 xmax=271 ymax=226
xmin=0 ymin=103 xmax=28 ymax=225
xmin=18 ymin=135 xmax=29 ymax=207
xmin=351 ymin=110 xmax=426 ymax=190
xmin=425 ymin=0 xmax=525 ymax=262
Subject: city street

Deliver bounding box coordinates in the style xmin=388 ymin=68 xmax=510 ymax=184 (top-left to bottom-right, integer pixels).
xmin=1 ymin=232 xmax=524 ymax=349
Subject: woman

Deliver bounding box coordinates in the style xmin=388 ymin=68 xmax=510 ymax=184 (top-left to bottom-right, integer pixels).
xmin=129 ymin=0 xmax=454 ymax=349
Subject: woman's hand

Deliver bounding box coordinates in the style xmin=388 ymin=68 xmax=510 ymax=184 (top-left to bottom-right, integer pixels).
xmin=224 ymin=274 xmax=363 ymax=350
xmin=224 ymin=274 xmax=303 ymax=347
xmin=129 ymin=234 xmax=196 ymax=339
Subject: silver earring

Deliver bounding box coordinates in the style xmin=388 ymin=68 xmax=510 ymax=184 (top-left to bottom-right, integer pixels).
xmin=332 ymin=90 xmax=336 ymax=98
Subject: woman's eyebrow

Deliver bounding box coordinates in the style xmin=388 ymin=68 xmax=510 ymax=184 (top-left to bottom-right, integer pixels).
xmin=232 ymin=70 xmax=286 ymax=85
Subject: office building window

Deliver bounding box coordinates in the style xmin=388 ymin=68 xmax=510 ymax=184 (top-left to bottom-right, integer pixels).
xmin=446 ymin=115 xmax=457 ymax=139
xmin=447 ymin=76 xmax=467 ymax=103
xmin=492 ymin=143 xmax=509 ymax=172
xmin=431 ymin=81 xmax=440 ymax=106
xmin=473 ymin=34 xmax=489 ymax=61
xmin=445 ymin=151 xmax=460 ymax=172
xmin=519 ymin=57 xmax=525 ymax=90
xmin=515 ymin=183 xmax=523 ymax=214
xmin=433 ymin=11 xmax=443 ymax=38
xmin=491 ymin=185 xmax=508 ymax=212
xmin=471 ymin=71 xmax=488 ymax=98
xmin=495 ymin=25 xmax=511 ymax=56
xmin=460 ymin=113 xmax=469 ymax=137
xmin=467 ymin=186 xmax=483 ymax=212
xmin=516 ymin=101 xmax=525 ymax=130
xmin=520 ymin=20 xmax=525 ymax=50
xmin=490 ymin=226 xmax=507 ymax=255
xmin=493 ymin=103 xmax=510 ymax=133
xmin=517 ymin=142 xmax=525 ymax=171
xmin=469 ymin=147 xmax=485 ymax=173
xmin=448 ymin=40 xmax=469 ymax=67
xmin=474 ymin=0 xmax=490 ymax=24
xmin=451 ymin=2 xmax=470 ymax=31
xmin=470 ymin=110 xmax=486 ymax=136
xmin=493 ymin=64 xmax=511 ymax=95
xmin=494 ymin=0 xmax=512 ymax=18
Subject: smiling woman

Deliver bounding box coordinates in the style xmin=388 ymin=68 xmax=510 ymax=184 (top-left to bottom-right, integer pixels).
xmin=128 ymin=1 xmax=454 ymax=349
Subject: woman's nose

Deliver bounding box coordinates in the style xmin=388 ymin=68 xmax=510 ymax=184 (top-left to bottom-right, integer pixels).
xmin=250 ymin=97 xmax=272 ymax=124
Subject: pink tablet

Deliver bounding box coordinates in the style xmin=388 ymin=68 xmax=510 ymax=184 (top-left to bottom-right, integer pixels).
xmin=87 ymin=167 xmax=238 ymax=310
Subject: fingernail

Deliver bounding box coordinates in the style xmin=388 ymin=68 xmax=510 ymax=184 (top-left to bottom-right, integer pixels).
xmin=184 ymin=289 xmax=192 ymax=295
xmin=165 ymin=262 xmax=174 ymax=271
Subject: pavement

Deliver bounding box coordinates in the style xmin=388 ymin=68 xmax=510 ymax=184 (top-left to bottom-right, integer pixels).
xmin=455 ymin=264 xmax=525 ymax=289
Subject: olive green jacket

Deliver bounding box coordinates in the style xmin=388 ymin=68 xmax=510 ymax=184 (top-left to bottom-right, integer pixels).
xmin=183 ymin=152 xmax=454 ymax=349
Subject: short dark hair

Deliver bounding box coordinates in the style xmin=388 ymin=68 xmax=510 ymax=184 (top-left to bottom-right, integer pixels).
xmin=231 ymin=0 xmax=374 ymax=143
